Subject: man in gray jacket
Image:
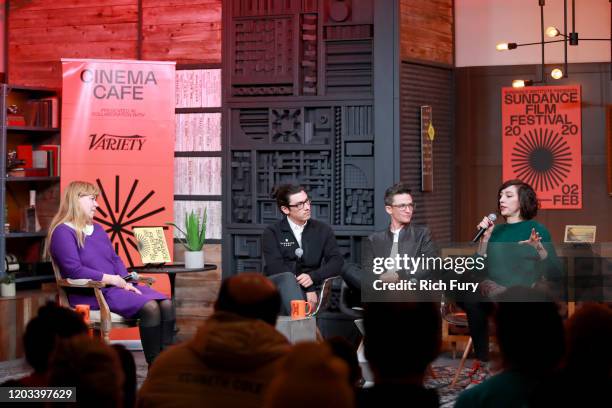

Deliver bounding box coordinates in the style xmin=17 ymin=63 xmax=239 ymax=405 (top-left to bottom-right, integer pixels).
xmin=361 ymin=183 xmax=439 ymax=301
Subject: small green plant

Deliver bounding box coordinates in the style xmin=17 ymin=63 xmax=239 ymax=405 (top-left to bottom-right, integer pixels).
xmin=0 ymin=273 xmax=15 ymax=284
xmin=167 ymin=209 xmax=207 ymax=251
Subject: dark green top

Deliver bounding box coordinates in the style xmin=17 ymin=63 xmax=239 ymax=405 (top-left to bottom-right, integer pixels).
xmin=484 ymin=220 xmax=562 ymax=287
xmin=454 ymin=370 xmax=535 ymax=408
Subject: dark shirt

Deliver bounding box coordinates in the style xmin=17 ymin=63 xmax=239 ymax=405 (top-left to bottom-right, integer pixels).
xmin=262 ymin=217 xmax=343 ymax=285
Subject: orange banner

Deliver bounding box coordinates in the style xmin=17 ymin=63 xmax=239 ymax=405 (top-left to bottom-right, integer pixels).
xmin=61 ymin=59 xmax=176 ymax=266
xmin=502 ymin=85 xmax=582 ymax=209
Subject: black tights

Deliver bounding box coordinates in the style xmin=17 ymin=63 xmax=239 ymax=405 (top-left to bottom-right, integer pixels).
xmin=459 ymin=301 xmax=494 ymax=362
xmin=137 ymin=299 xmax=175 ymax=365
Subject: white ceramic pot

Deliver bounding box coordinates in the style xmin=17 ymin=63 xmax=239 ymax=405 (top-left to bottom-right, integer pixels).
xmin=184 ymin=250 xmax=204 ymax=269
xmin=1 ymin=282 xmax=16 ymax=297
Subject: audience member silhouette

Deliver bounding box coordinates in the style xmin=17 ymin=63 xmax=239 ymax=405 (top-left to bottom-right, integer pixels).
xmin=531 ymin=303 xmax=612 ymax=407
xmin=357 ymin=302 xmax=441 ymax=408
xmin=326 ymin=336 xmax=363 ymax=389
xmin=0 ymin=302 xmax=88 ymax=387
xmin=112 ymin=344 xmax=137 ymax=408
xmin=47 ymin=335 xmax=124 ymax=407
xmin=455 ymin=286 xmax=565 ymax=408
xmin=263 ymin=342 xmax=354 ymax=408
xmin=137 ymin=273 xmax=290 ymax=408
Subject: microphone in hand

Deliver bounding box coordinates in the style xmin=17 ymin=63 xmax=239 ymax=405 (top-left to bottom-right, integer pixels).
xmin=472 ymin=213 xmax=497 ymax=243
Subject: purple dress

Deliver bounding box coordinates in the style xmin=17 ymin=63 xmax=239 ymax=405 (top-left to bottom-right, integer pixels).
xmin=50 ymin=223 xmax=167 ymax=318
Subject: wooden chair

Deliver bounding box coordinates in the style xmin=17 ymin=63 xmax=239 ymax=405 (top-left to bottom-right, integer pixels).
xmin=52 ymin=261 xmax=154 ymax=343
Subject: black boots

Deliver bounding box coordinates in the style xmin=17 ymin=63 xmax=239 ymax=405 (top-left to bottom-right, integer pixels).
xmin=139 ymin=324 xmax=162 ymax=366
xmin=161 ymin=319 xmax=176 ymax=350
xmin=140 ymin=319 xmax=176 ymax=366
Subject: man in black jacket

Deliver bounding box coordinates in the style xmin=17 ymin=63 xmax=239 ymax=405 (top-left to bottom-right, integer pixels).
xmin=262 ymin=184 xmax=343 ymax=315
xmin=361 ymin=182 xmax=439 ymax=301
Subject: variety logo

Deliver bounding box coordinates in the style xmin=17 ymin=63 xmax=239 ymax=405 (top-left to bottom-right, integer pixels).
xmin=89 ymin=134 xmax=146 ymax=151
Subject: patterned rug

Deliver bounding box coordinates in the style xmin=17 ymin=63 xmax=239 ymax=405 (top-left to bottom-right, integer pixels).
xmin=427 ymin=363 xmax=477 ymax=408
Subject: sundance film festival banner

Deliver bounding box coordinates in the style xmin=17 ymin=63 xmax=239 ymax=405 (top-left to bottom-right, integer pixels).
xmin=502 ymin=85 xmax=582 ymax=209
xmin=61 ymin=59 xmax=176 ymax=267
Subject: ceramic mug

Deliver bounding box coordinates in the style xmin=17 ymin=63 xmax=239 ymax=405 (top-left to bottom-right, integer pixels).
xmin=75 ymin=304 xmax=90 ymax=324
xmin=290 ymin=299 xmax=312 ymax=319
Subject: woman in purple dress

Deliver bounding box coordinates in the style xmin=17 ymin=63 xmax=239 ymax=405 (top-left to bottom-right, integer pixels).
xmin=47 ymin=181 xmax=174 ymax=366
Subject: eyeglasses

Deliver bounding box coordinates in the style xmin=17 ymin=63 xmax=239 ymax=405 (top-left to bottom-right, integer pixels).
xmin=287 ymin=199 xmax=312 ymax=210
xmin=390 ymin=203 xmax=415 ymax=211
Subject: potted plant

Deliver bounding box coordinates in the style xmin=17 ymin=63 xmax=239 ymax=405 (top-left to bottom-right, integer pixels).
xmin=168 ymin=209 xmax=207 ymax=269
xmin=1 ymin=273 xmax=16 ymax=297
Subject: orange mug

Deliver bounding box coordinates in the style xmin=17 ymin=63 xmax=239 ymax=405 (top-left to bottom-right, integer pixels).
xmin=75 ymin=304 xmax=90 ymax=324
xmin=75 ymin=304 xmax=93 ymax=337
xmin=290 ymin=300 xmax=312 ymax=319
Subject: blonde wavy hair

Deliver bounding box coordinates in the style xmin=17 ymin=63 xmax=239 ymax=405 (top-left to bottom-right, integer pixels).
xmin=46 ymin=181 xmax=100 ymax=254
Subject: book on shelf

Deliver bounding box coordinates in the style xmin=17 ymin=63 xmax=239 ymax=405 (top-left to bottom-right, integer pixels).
xmin=39 ymin=145 xmax=60 ymax=176
xmin=24 ymin=168 xmax=49 ymax=177
xmin=40 ymin=97 xmax=59 ymax=128
xmin=25 ymin=98 xmax=57 ymax=128
xmin=16 ymin=145 xmax=33 ymax=168
xmin=6 ymin=168 xmax=49 ymax=178
xmin=7 ymin=114 xmax=26 ymax=126
xmin=12 ymin=145 xmax=60 ymax=177
xmin=8 ymin=168 xmax=25 ymax=177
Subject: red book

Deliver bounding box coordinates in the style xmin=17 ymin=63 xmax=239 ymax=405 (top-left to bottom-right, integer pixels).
xmin=24 ymin=168 xmax=48 ymax=177
xmin=7 ymin=114 xmax=26 ymax=126
xmin=17 ymin=145 xmax=33 ymax=168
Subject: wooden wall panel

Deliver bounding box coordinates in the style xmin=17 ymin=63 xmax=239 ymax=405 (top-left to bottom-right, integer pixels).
xmin=400 ymin=62 xmax=454 ymax=244
xmin=141 ymin=0 xmax=222 ymax=63
xmin=8 ymin=1 xmax=139 ymax=87
xmin=400 ymin=0 xmax=453 ymax=65
xmin=455 ymin=63 xmax=612 ymax=243
xmin=8 ymin=0 xmax=223 ymax=87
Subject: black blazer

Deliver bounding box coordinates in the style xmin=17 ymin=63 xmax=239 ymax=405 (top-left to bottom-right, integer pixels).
xmin=262 ymin=217 xmax=343 ymax=285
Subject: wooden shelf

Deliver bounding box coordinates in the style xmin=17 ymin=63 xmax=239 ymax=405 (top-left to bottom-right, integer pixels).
xmin=6 ymin=176 xmax=60 ymax=182
xmin=1 ymin=85 xmax=61 ymax=294
xmin=7 ymin=125 xmax=60 ymax=132
xmin=5 ymin=231 xmax=47 ymax=238
xmin=7 ymin=85 xmax=58 ymax=94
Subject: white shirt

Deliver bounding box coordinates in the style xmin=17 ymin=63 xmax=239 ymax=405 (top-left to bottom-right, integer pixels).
xmin=390 ymin=226 xmax=403 ymax=243
xmin=64 ymin=222 xmax=94 ymax=236
xmin=287 ymin=217 xmax=307 ymax=248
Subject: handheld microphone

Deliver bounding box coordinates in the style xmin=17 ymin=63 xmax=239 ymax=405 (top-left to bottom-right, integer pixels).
xmin=123 ymin=271 xmax=139 ymax=282
xmin=294 ymin=248 xmax=303 ymax=275
xmin=472 ymin=213 xmax=497 ymax=243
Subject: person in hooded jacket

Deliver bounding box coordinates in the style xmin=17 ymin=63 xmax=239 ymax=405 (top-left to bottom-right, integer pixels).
xmin=137 ymin=273 xmax=289 ymax=408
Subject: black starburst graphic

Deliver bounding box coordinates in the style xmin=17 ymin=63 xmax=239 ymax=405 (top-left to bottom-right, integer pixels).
xmin=93 ymin=176 xmax=165 ymax=267
xmin=510 ymin=128 xmax=572 ymax=192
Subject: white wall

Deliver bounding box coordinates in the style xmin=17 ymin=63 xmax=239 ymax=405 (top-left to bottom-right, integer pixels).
xmin=456 ymin=0 xmax=612 ymax=67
